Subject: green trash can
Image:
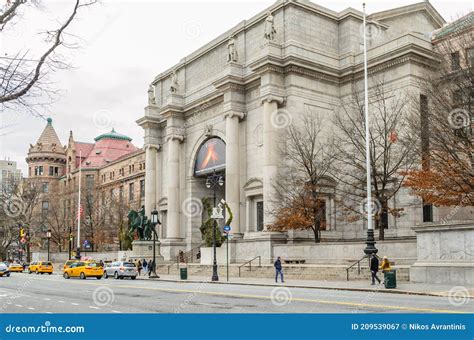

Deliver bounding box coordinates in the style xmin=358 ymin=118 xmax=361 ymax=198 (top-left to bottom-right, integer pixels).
xmin=180 ymin=267 xmax=188 ymax=280
xmin=384 ymin=270 xmax=396 ymax=289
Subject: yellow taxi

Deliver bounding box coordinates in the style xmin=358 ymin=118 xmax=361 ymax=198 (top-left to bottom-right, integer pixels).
xmin=8 ymin=263 xmax=24 ymax=272
xmin=28 ymin=261 xmax=53 ymax=275
xmin=63 ymin=261 xmax=103 ymax=280
xmin=63 ymin=259 xmax=78 ymax=272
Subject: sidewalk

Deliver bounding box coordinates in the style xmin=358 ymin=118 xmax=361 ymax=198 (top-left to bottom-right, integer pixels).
xmin=137 ymin=274 xmax=473 ymax=298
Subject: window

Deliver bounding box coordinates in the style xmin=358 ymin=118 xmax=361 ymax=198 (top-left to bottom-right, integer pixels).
xmin=42 ymin=201 xmax=49 ymax=213
xmin=316 ymin=199 xmax=327 ymax=231
xmin=35 ymin=166 xmax=44 ymax=176
xmin=451 ymin=51 xmax=460 ymax=71
xmin=423 ymin=201 xmax=433 ymax=223
xmin=42 ymin=182 xmax=49 ymax=193
xmin=140 ymin=180 xmax=145 ymax=199
xmin=129 ymin=182 xmax=135 ymax=201
xmin=54 ymin=167 xmax=59 ymax=176
xmin=256 ymin=201 xmax=264 ymax=231
xmin=466 ymin=48 xmax=474 ymax=67
xmin=86 ymin=175 xmax=94 ymax=189
xmin=49 ymin=166 xmax=54 ymax=176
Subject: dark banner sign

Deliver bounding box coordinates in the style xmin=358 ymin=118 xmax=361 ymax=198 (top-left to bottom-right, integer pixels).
xmin=194 ymin=137 xmax=226 ymax=176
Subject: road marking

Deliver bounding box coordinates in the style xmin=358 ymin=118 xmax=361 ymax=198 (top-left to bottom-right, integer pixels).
xmin=10 ymin=275 xmax=467 ymax=314
xmin=31 ymin=277 xmax=465 ymax=314
xmin=15 ymin=304 xmax=23 ymax=307
xmin=43 ymin=298 xmax=51 ymax=301
xmin=58 ymin=300 xmax=65 ymax=303
xmin=45 ymin=312 xmax=52 ymax=314
xmin=27 ymin=307 xmax=35 ymax=310
xmin=89 ymin=306 xmax=100 ymax=310
xmin=111 ymin=310 xmax=121 ymax=313
xmin=71 ymin=303 xmax=79 ymax=306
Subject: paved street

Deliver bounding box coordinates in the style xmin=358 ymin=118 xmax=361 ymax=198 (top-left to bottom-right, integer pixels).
xmin=0 ymin=273 xmax=471 ymax=314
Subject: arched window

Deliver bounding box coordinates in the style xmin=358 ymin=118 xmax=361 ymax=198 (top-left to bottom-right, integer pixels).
xmin=194 ymin=137 xmax=226 ymax=177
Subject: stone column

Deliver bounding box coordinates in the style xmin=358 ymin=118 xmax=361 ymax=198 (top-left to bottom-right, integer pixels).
xmin=144 ymin=145 xmax=159 ymax=216
xmin=166 ymin=134 xmax=184 ymax=240
xmin=262 ymin=97 xmax=283 ymax=228
xmin=225 ymin=111 xmax=244 ymax=236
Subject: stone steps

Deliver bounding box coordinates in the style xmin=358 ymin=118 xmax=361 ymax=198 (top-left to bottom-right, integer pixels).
xmin=157 ymin=264 xmax=410 ymax=282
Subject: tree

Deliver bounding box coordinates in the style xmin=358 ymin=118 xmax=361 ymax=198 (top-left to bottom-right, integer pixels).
xmin=403 ymin=17 xmax=474 ymax=208
xmin=200 ymin=197 xmax=225 ymax=247
xmin=268 ymin=113 xmax=337 ymax=243
xmin=0 ymin=0 xmax=97 ymax=114
xmin=46 ymin=195 xmax=69 ymax=252
xmin=333 ymin=78 xmax=417 ymax=240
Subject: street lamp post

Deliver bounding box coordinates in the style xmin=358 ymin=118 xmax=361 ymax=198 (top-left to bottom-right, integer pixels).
xmin=205 ymin=170 xmax=224 ymax=282
xmin=46 ymin=229 xmax=52 ymax=261
xmin=149 ymin=209 xmax=161 ymax=279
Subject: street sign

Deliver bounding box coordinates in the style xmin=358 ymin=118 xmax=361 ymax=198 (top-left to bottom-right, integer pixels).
xmin=211 ymin=207 xmax=224 ymax=219
xmin=223 ymin=225 xmax=231 ymax=232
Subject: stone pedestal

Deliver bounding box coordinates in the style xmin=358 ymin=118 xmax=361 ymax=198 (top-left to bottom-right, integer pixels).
xmin=131 ymin=240 xmax=164 ymax=263
xmin=410 ymin=221 xmax=474 ymax=285
xmin=200 ymin=247 xmax=228 ymax=265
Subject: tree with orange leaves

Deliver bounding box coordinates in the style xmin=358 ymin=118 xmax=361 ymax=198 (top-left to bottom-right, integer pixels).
xmin=268 ymin=113 xmax=337 ymax=243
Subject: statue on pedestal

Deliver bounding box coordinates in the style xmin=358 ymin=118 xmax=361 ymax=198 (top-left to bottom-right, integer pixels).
xmin=264 ymin=11 xmax=276 ymax=41
xmin=128 ymin=206 xmax=156 ymax=241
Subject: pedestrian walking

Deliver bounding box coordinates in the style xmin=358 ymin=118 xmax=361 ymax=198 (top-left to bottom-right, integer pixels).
xmin=369 ymin=253 xmax=381 ymax=285
xmin=137 ymin=260 xmax=142 ymax=276
xmin=148 ymin=259 xmax=155 ymax=277
xmin=143 ymin=259 xmax=148 ymax=275
xmin=274 ymin=256 xmax=284 ymax=283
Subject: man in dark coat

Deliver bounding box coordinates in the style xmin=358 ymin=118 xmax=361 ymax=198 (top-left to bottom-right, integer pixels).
xmin=369 ymin=253 xmax=381 ymax=285
xmin=274 ymin=256 xmax=284 ymax=283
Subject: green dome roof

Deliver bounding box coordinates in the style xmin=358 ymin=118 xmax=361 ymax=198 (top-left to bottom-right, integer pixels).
xmin=94 ymin=128 xmax=132 ymax=142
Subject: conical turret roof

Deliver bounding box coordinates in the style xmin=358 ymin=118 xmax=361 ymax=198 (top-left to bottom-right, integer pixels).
xmin=36 ymin=118 xmax=62 ymax=147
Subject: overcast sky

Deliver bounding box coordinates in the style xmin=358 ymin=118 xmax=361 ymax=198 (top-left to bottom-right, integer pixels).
xmin=1 ymin=0 xmax=472 ymax=175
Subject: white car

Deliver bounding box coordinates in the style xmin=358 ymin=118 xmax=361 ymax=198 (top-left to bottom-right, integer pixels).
xmin=0 ymin=262 xmax=10 ymax=277
xmin=103 ymin=261 xmax=137 ymax=280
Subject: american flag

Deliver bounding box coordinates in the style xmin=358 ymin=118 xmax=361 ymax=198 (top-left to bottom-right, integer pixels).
xmin=389 ymin=130 xmax=398 ymax=143
xmin=76 ymin=205 xmax=83 ymax=220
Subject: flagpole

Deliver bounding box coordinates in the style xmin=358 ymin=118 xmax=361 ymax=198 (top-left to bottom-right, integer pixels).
xmin=76 ymin=150 xmax=82 ymax=259
xmin=363 ymin=3 xmax=377 ymax=255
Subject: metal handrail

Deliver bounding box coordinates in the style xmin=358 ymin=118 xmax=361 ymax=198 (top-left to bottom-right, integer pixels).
xmin=346 ymin=255 xmax=368 ymax=281
xmin=161 ymin=244 xmax=203 ymax=274
xmin=346 ymin=254 xmax=381 ymax=281
xmin=238 ymin=256 xmax=261 ymax=277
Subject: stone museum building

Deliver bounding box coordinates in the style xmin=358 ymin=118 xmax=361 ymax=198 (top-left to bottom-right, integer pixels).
xmin=138 ymin=0 xmax=464 ymax=263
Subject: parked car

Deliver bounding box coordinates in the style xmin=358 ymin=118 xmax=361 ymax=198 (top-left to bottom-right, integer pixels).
xmin=28 ymin=261 xmax=53 ymax=274
xmin=0 ymin=262 xmax=10 ymax=277
xmin=63 ymin=261 xmax=103 ymax=280
xmin=103 ymin=261 xmax=137 ymax=280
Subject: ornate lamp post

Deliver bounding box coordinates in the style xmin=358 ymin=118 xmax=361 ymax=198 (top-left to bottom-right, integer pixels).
xmin=205 ymin=170 xmax=224 ymax=281
xmin=149 ymin=208 xmax=161 ymax=279
xmin=46 ymin=229 xmax=52 ymax=261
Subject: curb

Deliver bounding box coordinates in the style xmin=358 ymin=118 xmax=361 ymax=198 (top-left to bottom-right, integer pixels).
xmin=136 ymin=276 xmax=451 ymax=298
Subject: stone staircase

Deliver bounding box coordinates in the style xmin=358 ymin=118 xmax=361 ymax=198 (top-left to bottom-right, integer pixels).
xmin=157 ymin=263 xmax=410 ymax=282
